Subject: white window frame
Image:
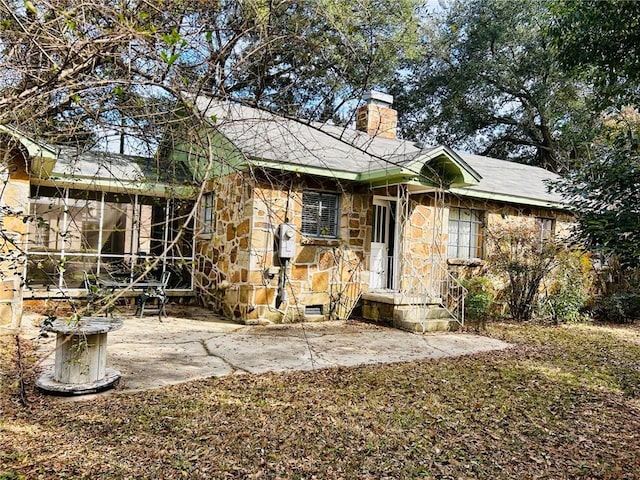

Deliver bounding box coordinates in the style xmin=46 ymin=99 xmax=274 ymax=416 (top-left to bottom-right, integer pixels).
xmin=536 ymin=217 xmax=555 ymax=244
xmin=200 ymin=192 xmax=215 ymax=235
xmin=447 ymin=207 xmax=484 ymax=259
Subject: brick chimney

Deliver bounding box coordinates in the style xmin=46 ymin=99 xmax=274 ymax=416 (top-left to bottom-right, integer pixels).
xmin=356 ymin=90 xmax=397 ymax=139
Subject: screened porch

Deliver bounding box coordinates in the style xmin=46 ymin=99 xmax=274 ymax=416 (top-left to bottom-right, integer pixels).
xmin=25 ymin=185 xmax=195 ymax=296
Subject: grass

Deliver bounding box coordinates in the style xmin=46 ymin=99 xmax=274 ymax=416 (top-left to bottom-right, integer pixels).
xmin=1 ymin=321 xmax=640 ymax=479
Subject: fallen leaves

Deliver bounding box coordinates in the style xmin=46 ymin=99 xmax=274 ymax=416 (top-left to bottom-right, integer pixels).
xmin=1 ymin=322 xmax=640 ymax=479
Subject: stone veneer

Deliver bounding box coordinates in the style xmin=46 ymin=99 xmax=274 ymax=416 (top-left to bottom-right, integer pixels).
xmin=0 ymin=146 xmax=29 ymax=328
xmin=193 ymin=172 xmax=573 ymax=325
xmin=194 ymin=172 xmax=254 ymax=318
xmin=195 ymin=172 xmax=371 ymax=324
xmin=443 ymin=196 xmax=574 ymax=282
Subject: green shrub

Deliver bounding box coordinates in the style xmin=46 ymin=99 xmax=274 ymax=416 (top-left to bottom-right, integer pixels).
xmin=597 ymin=293 xmax=640 ymax=323
xmin=540 ymin=250 xmax=593 ymax=323
xmin=462 ymin=276 xmax=495 ymax=321
xmin=0 ymin=472 xmax=25 ymax=480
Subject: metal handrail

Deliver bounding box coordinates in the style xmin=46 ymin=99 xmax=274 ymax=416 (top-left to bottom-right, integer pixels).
xmin=368 ymin=253 xmax=467 ymax=328
xmin=434 ymin=264 xmax=467 ymax=328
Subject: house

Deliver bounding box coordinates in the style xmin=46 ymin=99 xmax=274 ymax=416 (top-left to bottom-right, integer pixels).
xmin=164 ymin=91 xmax=571 ymax=330
xmin=0 ymin=92 xmax=571 ymax=331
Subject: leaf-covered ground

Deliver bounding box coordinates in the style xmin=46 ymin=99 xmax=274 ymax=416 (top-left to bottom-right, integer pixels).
xmin=1 ymin=322 xmax=639 ymax=479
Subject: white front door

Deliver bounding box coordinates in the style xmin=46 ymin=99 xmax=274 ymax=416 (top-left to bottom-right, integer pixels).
xmin=370 ymin=199 xmax=392 ymax=290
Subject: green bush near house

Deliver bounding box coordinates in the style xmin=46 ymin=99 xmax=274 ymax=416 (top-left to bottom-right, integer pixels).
xmin=540 ymin=250 xmax=593 ymax=323
xmin=596 ymin=293 xmax=640 ymax=323
xmin=462 ymin=276 xmax=495 ymax=329
xmin=0 ymin=472 xmax=25 ymax=480
xmin=463 ymin=277 xmax=495 ymax=319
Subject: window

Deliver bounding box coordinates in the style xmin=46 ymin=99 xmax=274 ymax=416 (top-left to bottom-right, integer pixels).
xmin=301 ymin=191 xmax=339 ymax=238
xmin=447 ymin=207 xmax=483 ymax=259
xmin=536 ymin=217 xmax=555 ymax=244
xmin=200 ymin=193 xmax=215 ymax=235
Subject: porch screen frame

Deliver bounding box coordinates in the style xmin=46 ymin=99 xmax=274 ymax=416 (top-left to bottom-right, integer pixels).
xmin=26 ymin=186 xmax=195 ymax=292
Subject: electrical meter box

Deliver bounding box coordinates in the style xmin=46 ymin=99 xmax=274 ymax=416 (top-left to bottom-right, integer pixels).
xmin=278 ymin=223 xmax=297 ymax=259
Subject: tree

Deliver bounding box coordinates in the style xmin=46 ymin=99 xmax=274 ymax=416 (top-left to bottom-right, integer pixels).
xmin=549 ymin=1 xmax=640 ymax=276
xmin=549 ymin=0 xmax=640 ymax=109
xmin=213 ymin=0 xmax=422 ymax=121
xmin=0 ymin=0 xmax=422 ymax=325
xmin=0 ymin=0 xmax=421 ymax=142
xmin=392 ymin=0 xmax=594 ymax=174
xmin=552 ymin=119 xmax=640 ymax=270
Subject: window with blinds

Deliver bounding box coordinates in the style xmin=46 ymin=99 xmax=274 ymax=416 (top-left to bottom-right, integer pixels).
xmin=301 ymin=191 xmax=339 ymax=238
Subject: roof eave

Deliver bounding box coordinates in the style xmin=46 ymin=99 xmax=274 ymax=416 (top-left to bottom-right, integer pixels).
xmin=0 ymin=124 xmax=59 ymax=160
xmin=413 ymin=145 xmax=482 ymax=186
xmin=449 ymin=186 xmax=568 ymax=210
xmin=249 ymin=159 xmax=360 ymax=181
xmin=32 ymin=176 xmax=195 ymax=198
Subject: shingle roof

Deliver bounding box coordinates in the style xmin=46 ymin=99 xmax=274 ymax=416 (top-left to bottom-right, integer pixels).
xmin=52 ymin=148 xmax=147 ymax=181
xmin=196 ymin=97 xmax=424 ymax=175
xmin=456 ymin=153 xmax=564 ymax=206
xmin=198 ymin=97 xmax=566 ymax=207
xmin=51 ymin=148 xmax=191 ymax=185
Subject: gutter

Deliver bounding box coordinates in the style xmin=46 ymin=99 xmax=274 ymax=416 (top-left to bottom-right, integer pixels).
xmin=449 ymin=186 xmax=568 ymax=210
xmin=32 ymin=176 xmax=196 ymax=199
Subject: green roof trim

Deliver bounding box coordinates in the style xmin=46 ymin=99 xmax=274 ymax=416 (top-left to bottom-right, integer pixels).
xmin=249 ymin=159 xmax=360 ymax=180
xmin=412 ymin=146 xmax=481 ymax=187
xmin=247 ymin=145 xmax=482 ymax=188
xmin=0 ymin=124 xmax=59 ymax=160
xmin=168 ymin=129 xmax=246 ymax=182
xmin=449 ymin=186 xmax=567 ymax=210
xmin=33 ymin=177 xmax=196 ymax=199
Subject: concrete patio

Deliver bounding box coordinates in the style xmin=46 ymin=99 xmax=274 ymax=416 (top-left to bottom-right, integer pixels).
xmin=24 ymin=308 xmax=511 ymax=394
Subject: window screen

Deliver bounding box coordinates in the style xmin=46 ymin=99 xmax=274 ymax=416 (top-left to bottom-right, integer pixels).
xmin=536 ymin=217 xmax=555 ymax=244
xmin=201 ymin=193 xmax=215 ymax=235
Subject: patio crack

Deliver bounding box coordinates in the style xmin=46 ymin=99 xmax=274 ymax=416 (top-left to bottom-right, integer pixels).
xmin=199 ymin=339 xmax=250 ymax=374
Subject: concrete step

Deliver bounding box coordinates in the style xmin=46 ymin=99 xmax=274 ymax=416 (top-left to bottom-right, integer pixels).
xmin=393 ymin=317 xmax=456 ymax=333
xmin=363 ymin=297 xmax=462 ymax=332
xmin=394 ymin=305 xmax=454 ymax=322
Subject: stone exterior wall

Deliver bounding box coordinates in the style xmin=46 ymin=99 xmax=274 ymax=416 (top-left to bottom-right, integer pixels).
xmin=194 ymin=171 xmax=254 ymax=318
xmin=195 ymin=172 xmax=371 ymax=324
xmin=445 ymin=195 xmax=574 ymax=279
xmin=287 ymin=187 xmax=370 ymax=321
xmin=0 ymin=147 xmax=30 ymax=328
xmin=400 ymin=194 xmax=446 ymax=295
xmin=194 ymin=170 xmax=574 ymax=324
